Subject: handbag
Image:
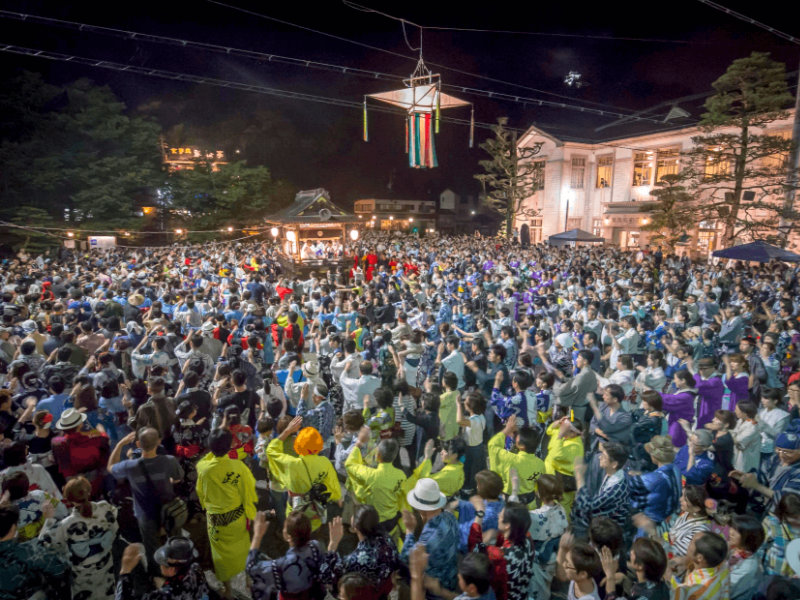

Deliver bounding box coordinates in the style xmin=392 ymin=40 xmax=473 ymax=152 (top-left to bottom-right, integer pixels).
xmin=138 ymin=459 xmax=188 ymax=535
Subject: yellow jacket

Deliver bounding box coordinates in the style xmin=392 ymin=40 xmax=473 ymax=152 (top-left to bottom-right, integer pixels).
xmin=416 ymin=460 xmax=465 ymax=499
xmin=488 ymin=431 xmax=545 ymax=498
xmin=345 ymin=447 xmax=410 ymax=522
xmin=196 ymin=453 xmax=258 ymax=520
xmin=266 ymin=438 xmax=342 ymax=502
xmin=439 ymin=391 xmax=460 ymax=441
xmin=544 ymin=422 xmax=584 ymax=476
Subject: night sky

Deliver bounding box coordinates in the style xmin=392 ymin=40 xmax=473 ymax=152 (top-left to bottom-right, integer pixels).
xmin=0 ymin=1 xmax=796 ymax=206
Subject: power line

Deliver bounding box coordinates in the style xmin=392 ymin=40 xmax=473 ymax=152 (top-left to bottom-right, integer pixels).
xmin=344 ymin=1 xmax=714 ymax=45
xmin=0 ymin=9 xmax=674 ymax=125
xmin=205 ymin=0 xmax=647 ymax=114
xmin=695 ymin=0 xmax=800 ymax=46
xmin=0 ymin=9 xmax=405 ymax=84
xmin=0 ymin=42 xmax=517 ymax=132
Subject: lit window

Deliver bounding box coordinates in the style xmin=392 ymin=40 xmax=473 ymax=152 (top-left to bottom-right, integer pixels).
xmin=570 ymin=157 xmax=586 ymax=189
xmin=596 ymin=156 xmax=613 ymax=188
xmin=704 ymin=148 xmax=731 ymax=179
xmin=655 ymin=147 xmax=680 ymax=182
xmin=533 ymin=160 xmax=546 ymax=190
xmin=633 ymin=152 xmax=652 ymax=186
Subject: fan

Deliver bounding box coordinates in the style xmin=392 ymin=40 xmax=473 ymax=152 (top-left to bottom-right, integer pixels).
xmin=319 ymin=208 xmax=332 ymax=221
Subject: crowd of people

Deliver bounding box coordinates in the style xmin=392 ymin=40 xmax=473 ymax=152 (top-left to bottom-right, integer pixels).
xmin=2 ymin=230 xmax=800 ymax=600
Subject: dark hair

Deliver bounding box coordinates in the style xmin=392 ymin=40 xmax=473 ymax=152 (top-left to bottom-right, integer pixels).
xmin=421 ymin=392 xmax=440 ymax=413
xmin=465 ymin=391 xmax=487 ymax=414
xmin=631 ymin=537 xmax=667 ymax=583
xmin=577 ymin=349 xmax=594 ymax=364
xmin=674 ymin=370 xmax=695 ymax=388
xmin=353 ymin=504 xmax=382 ymax=538
xmin=208 ymin=428 xmax=234 ymax=457
xmin=537 ymin=371 xmax=555 ymax=389
xmin=570 ymin=541 xmax=602 ymax=578
xmin=536 ymin=474 xmax=563 ymax=503
xmin=694 ymin=531 xmax=728 ymax=569
xmin=683 ymin=484 xmax=709 ymax=517
xmin=359 ymin=361 xmax=373 ymax=376
xmin=737 ymin=401 xmax=758 ymax=419
xmin=285 ymin=511 xmax=311 ymax=548
xmin=183 ymin=371 xmax=200 ymax=388
xmin=731 ymin=514 xmax=765 ymax=553
xmin=64 ymin=476 xmax=93 ymax=519
xmin=443 ymin=437 xmax=467 ymax=459
xmin=458 ymin=552 xmax=491 ymax=594
xmin=490 ymin=343 xmax=507 ymax=361
xmin=0 ymin=505 xmax=20 ymax=538
xmin=475 ymin=470 xmax=504 ymax=500
xmin=374 ymin=387 xmax=394 ymax=410
xmin=501 ymin=502 xmax=531 ymax=546
xmin=137 ymin=427 xmax=161 ymax=452
xmin=338 ymin=573 xmax=376 ymax=600
xmin=223 ymin=404 xmax=241 ymax=426
xmin=231 ymin=369 xmax=247 ymax=387
xmin=604 ymin=384 xmax=625 ymax=403
xmin=601 ymin=441 xmax=628 ymax=470
xmin=641 ymin=390 xmax=662 ymax=411
xmin=2 ymin=471 xmax=30 ymax=500
xmin=589 ymin=516 xmax=624 ymax=555
xmin=776 ymin=492 xmax=800 ymax=522
xmin=443 ymin=370 xmax=458 ymax=391
xmin=714 ymin=409 xmax=737 ymax=430
xmin=1 ymin=442 xmax=26 ymax=467
xmin=342 ymin=410 xmax=365 ymax=432
xmin=516 ymin=426 xmax=541 ymax=454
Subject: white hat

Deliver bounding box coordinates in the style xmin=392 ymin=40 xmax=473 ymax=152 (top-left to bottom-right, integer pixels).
xmin=201 ymin=321 xmax=216 ymax=333
xmin=406 ymin=478 xmax=446 ymax=511
xmin=56 ymin=408 xmax=87 ymax=430
xmin=302 ymin=361 xmax=321 ymax=379
xmin=556 ymin=333 xmax=574 ymax=349
xmin=21 ymin=320 xmax=37 ymax=334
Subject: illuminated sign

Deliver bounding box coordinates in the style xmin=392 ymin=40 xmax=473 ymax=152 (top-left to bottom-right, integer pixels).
xmin=166 ymin=147 xmax=226 ymax=161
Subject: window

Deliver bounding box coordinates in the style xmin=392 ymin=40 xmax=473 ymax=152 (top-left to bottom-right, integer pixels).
xmin=592 ymin=218 xmax=603 ymax=237
xmin=570 ymin=157 xmax=586 ymax=189
xmin=530 ymin=218 xmax=543 ymax=243
xmin=533 ymin=160 xmax=546 ymax=190
xmin=632 ymin=152 xmax=653 ymax=186
xmin=655 ymin=147 xmax=680 ymax=182
xmin=596 ymin=155 xmax=613 ymax=188
xmin=704 ymin=148 xmax=730 ymax=179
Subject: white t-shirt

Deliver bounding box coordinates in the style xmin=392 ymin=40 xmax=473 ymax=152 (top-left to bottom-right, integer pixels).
xmin=567 ymin=580 xmax=600 ymax=600
xmin=465 ymin=414 xmax=485 ymax=446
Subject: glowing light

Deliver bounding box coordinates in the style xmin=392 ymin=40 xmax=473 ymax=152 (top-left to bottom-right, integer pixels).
xmin=470 ymin=210 xmax=476 ymax=215
xmin=409 ymin=217 xmax=414 ymax=222
xmin=286 ymin=230 xmax=296 ymax=242
xmin=389 ymin=215 xmax=394 ymax=220
xmin=227 ymin=226 xmax=234 ymax=232
xmin=175 ymin=228 xmax=183 ymax=235
xmin=67 ymin=231 xmax=74 ymax=238
xmin=641 ymin=218 xmax=650 ymax=225
xmin=349 ymin=229 xmax=359 ymax=241
xmin=604 ymin=218 xmax=610 ymax=225
xmin=270 ymin=227 xmax=279 ymax=238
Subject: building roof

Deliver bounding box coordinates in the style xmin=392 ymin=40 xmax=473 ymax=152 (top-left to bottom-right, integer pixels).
xmin=267 ymin=188 xmax=358 ymax=224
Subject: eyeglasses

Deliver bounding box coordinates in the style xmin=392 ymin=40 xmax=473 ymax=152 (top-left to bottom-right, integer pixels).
xmin=776 ymin=448 xmax=796 ymax=455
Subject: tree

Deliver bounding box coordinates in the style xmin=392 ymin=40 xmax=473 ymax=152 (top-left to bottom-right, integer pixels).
xmin=167 ymin=160 xmax=291 ymax=229
xmin=474 ymin=117 xmax=543 ymax=237
xmin=0 ymin=73 xmax=165 ymax=233
xmin=641 ymin=173 xmax=696 ymax=251
xmin=685 ymin=52 xmax=795 ymax=244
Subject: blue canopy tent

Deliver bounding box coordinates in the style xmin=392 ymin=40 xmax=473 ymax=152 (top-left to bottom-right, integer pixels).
xmin=712 ymin=240 xmax=800 ymax=263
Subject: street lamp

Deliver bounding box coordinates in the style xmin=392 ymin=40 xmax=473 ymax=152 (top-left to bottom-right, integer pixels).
xmin=175 ymin=228 xmax=183 ymax=235
xmin=67 ymin=231 xmax=74 ymax=238
xmin=286 ymin=230 xmax=296 ymax=242
xmin=270 ymin=227 xmax=279 ymax=238
xmin=227 ymin=226 xmax=234 ymax=232
xmin=349 ymin=229 xmax=359 ymax=241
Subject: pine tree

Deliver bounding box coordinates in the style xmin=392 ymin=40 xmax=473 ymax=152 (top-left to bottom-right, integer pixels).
xmin=474 ymin=117 xmax=543 ymax=237
xmin=686 ymin=52 xmax=795 ymax=244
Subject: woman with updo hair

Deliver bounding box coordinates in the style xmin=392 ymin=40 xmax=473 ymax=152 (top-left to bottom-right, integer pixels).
xmin=39 ymin=476 xmax=119 ymax=600
xmin=322 ymin=504 xmax=402 ymax=599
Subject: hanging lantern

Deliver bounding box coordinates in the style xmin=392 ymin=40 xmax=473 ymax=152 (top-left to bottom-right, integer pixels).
xmin=363 ymin=59 xmax=472 ymax=169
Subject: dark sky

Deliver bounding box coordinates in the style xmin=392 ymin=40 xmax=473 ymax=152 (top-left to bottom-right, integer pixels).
xmin=0 ymin=1 xmax=797 ymax=206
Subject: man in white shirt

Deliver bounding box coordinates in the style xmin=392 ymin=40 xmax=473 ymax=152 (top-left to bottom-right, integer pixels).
xmin=339 ymin=359 xmax=381 ymax=413
xmin=438 ymin=335 xmax=465 ymax=390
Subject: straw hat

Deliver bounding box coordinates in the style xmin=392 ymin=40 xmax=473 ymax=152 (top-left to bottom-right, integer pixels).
xmin=644 ymin=435 xmax=676 ymax=463
xmin=57 ymin=408 xmax=87 ymax=431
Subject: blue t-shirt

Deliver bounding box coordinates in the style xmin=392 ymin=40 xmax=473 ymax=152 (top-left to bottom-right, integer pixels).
xmin=110 ymin=455 xmax=183 ymax=520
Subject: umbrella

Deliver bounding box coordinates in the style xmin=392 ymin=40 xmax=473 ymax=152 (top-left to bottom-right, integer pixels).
xmin=712 ymin=240 xmax=800 ymax=263
xmin=548 ymin=228 xmax=605 ymax=246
